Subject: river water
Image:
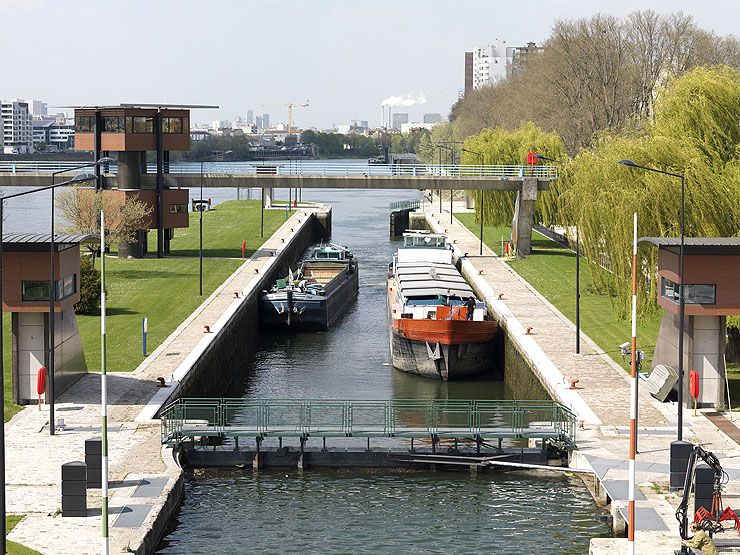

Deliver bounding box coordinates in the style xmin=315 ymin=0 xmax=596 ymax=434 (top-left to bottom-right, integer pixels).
xmin=156 ymin=187 xmax=610 ymax=553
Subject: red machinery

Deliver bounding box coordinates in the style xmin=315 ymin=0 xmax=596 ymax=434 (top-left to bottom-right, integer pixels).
xmin=676 ymin=445 xmax=739 ymax=553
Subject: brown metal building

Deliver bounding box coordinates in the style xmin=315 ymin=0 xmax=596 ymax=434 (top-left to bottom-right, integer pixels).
xmin=640 ymin=237 xmax=740 ymax=409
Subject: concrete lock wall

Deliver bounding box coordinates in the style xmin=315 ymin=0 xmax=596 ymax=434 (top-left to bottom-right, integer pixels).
xmin=176 ymin=210 xmax=330 ymax=399
xmin=11 ymin=309 xmax=86 ymax=404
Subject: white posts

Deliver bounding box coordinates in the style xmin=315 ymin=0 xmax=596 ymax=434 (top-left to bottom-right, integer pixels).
xmin=628 ymin=212 xmax=638 ymax=553
xmin=100 ymin=210 xmax=110 ymax=555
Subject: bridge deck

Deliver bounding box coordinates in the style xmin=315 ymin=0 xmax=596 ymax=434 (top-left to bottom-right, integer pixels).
xmin=161 ymin=398 xmax=576 ymax=445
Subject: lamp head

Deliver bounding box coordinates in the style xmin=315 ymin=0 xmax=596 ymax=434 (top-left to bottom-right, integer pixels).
xmin=222 ymin=150 xmax=233 ymax=156
xmin=618 ymin=159 xmax=638 ymax=167
xmin=533 ymin=153 xmax=547 ymax=161
xmin=71 ymin=172 xmax=97 ymax=183
xmin=96 ymin=156 xmax=114 ymax=165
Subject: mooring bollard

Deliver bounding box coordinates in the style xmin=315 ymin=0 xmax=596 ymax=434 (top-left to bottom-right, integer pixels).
xmin=61 ymin=461 xmax=87 ymax=517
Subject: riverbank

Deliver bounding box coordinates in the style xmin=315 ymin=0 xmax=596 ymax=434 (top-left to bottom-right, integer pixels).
xmin=425 ymin=203 xmax=740 ymax=552
xmin=4 ymin=206 xmax=324 ymax=554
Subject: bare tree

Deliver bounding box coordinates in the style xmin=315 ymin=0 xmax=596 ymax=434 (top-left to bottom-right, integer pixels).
xmin=56 ymin=187 xmax=152 ymax=254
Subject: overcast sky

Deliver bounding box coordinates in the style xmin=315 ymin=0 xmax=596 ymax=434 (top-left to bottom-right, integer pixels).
xmin=2 ymin=0 xmax=738 ymax=129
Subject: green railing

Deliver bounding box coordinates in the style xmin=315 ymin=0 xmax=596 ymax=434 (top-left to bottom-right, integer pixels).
xmin=389 ymin=200 xmax=421 ymax=212
xmin=161 ymin=399 xmax=576 ymax=446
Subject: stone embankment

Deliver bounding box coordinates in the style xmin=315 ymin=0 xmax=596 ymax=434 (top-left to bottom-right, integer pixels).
xmin=6 ymin=205 xmax=329 ymax=555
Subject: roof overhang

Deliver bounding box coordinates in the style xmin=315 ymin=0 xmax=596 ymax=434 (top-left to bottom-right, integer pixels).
xmin=638 ymin=237 xmax=740 ymax=256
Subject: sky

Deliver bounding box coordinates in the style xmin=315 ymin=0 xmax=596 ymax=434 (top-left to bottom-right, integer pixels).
xmin=2 ymin=0 xmax=738 ymax=129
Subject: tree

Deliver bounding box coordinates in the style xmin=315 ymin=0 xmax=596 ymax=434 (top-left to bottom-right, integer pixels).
xmin=75 ymin=255 xmax=100 ymax=314
xmin=56 ymin=188 xmax=152 ymax=253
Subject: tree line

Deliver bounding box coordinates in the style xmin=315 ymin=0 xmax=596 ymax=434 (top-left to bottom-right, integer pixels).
xmin=425 ymin=11 xmax=739 ymax=323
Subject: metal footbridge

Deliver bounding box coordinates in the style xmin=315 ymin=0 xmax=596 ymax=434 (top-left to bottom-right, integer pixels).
xmin=0 ymin=161 xmax=556 ymax=191
xmin=160 ymin=398 xmax=577 ymax=447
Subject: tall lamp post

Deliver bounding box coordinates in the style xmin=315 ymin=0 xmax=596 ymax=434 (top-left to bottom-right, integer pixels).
xmin=534 ymin=153 xmax=580 ymax=353
xmin=462 ymin=148 xmax=485 ymax=255
xmin=198 ymin=151 xmax=233 ymax=296
xmin=0 ymin=171 xmax=98 ymax=555
xmin=619 ymin=159 xmax=686 ymax=442
xmin=48 ymin=158 xmax=112 ymax=436
xmin=437 ymin=144 xmax=456 ymax=224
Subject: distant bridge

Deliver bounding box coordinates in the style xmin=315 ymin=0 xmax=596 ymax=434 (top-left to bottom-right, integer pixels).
xmin=0 ymin=160 xmax=556 ymax=255
xmin=0 ymin=160 xmax=556 ymax=191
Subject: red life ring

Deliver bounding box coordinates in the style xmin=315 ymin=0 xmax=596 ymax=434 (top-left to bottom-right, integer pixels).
xmin=37 ymin=366 xmax=47 ymax=395
xmin=689 ymin=370 xmax=699 ymax=399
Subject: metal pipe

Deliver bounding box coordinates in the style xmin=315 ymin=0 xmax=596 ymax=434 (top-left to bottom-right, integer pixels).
xmin=199 ymin=159 xmax=204 ymax=296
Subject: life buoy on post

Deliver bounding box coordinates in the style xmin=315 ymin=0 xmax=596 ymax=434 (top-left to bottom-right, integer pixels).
xmin=689 ymin=369 xmax=699 ymax=416
xmin=37 ymin=366 xmax=47 ymax=410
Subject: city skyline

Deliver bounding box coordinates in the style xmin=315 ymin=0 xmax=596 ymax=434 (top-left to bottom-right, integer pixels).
xmin=2 ymin=0 xmax=739 ymax=128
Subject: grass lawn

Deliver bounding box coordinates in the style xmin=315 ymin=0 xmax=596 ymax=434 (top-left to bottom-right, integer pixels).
xmin=456 ymin=213 xmax=662 ymax=371
xmin=152 ymin=200 xmax=292 ymax=258
xmin=727 ymin=362 xmax=740 ymax=410
xmin=7 ymin=515 xmax=43 ymax=555
xmin=4 ymin=200 xmax=290 ymax=421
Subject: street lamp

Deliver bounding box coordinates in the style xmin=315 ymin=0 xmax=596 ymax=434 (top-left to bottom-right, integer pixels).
xmin=48 ymin=158 xmax=112 ymax=436
xmin=0 ymin=170 xmax=98 ymax=555
xmin=199 ymin=151 xmax=233 ymax=296
xmin=619 ymin=159 xmax=686 ymax=442
xmin=462 ymin=148 xmax=485 ymax=255
xmin=534 ymin=153 xmax=580 ymax=354
xmin=437 ymin=144 xmax=455 ymax=224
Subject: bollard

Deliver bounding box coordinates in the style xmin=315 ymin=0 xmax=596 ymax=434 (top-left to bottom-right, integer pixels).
xmin=241 ymin=240 xmax=246 ymax=259
xmin=142 ymin=317 xmax=148 ymax=356
xmin=84 ymin=437 xmax=102 ymax=488
xmin=61 ymin=461 xmax=87 ymax=517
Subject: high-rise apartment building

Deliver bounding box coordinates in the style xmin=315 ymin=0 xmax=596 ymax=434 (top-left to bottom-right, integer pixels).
xmin=246 ymin=109 xmax=254 ymax=125
xmin=262 ymin=113 xmax=270 ymax=129
xmin=255 ymin=116 xmax=263 ymax=130
xmin=1 ymin=99 xmax=34 ymax=154
xmin=392 ymin=112 xmax=409 ymax=130
xmin=465 ymin=40 xmax=542 ymax=91
xmin=464 ymin=51 xmax=474 ymax=96
xmin=29 ymin=100 xmax=48 ymax=117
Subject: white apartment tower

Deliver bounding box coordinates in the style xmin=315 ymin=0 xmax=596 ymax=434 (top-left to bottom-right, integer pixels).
xmin=1 ymin=99 xmax=34 ymax=154
xmin=471 ymin=40 xmax=514 ymax=89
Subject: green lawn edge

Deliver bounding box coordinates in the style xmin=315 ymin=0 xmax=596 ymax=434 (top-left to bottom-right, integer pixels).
xmin=7 ymin=515 xmax=43 ymax=555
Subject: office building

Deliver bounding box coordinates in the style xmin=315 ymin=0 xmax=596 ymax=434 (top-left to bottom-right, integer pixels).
xmin=423 ymin=113 xmax=442 ymax=124
xmin=246 ymin=109 xmax=254 ymax=125
xmin=255 ymin=116 xmax=263 ymax=130
xmin=1 ymin=99 xmax=34 ymax=154
xmin=32 ymin=119 xmax=75 ymax=150
xmin=262 ymin=113 xmax=270 ymax=129
xmin=392 ymin=112 xmax=409 ymax=130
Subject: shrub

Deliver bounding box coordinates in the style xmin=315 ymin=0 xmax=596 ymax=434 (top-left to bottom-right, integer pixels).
xmin=75 ymin=255 xmax=101 ymax=314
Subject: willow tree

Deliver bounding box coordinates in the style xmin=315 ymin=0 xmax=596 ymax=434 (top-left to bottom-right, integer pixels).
xmin=558 ymin=66 xmax=740 ymax=316
xmin=460 ymin=122 xmax=568 ymax=229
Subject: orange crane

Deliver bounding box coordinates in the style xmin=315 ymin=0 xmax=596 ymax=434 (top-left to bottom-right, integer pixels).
xmin=259 ymin=100 xmax=309 ymax=134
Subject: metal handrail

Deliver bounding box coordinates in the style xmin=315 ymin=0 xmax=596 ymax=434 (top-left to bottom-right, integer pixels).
xmin=160 ymin=398 xmax=576 ymax=445
xmin=0 ymin=160 xmax=558 ymax=179
xmin=389 ymin=200 xmax=421 ymax=211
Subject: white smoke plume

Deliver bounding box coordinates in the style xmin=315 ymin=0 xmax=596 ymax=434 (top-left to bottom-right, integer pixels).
xmin=381 ymin=92 xmax=428 ymax=107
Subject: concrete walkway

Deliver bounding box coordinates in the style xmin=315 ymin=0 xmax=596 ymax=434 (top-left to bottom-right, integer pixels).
xmin=5 ymin=208 xmax=314 ymax=554
xmin=424 ymin=205 xmax=740 ymax=553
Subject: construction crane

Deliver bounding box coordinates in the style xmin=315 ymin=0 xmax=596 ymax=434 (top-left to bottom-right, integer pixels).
xmin=259 ymin=101 xmax=309 ymax=134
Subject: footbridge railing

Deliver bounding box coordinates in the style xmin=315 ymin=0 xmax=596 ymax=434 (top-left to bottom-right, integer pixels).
xmin=0 ymin=161 xmax=558 ymax=180
xmin=160 ymin=398 xmax=576 ymax=446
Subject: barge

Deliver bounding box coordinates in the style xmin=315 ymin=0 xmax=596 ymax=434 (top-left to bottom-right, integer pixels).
xmin=387 ymin=231 xmax=498 ymax=380
xmin=261 ymin=243 xmax=358 ymax=330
